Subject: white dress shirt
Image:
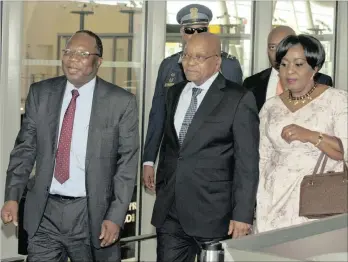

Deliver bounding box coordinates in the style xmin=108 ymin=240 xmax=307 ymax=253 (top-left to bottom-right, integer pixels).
xmin=50 ymin=77 xmax=95 ymax=197
xmin=266 ymin=67 xmax=279 ymax=100
xmin=144 ymin=72 xmax=219 ymax=167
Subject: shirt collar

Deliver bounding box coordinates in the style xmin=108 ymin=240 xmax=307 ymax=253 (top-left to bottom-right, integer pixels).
xmin=271 ymin=67 xmax=279 ymax=79
xmin=178 ymin=54 xmax=182 ymax=64
xmin=184 ymin=72 xmax=219 ymax=94
xmin=193 ymin=72 xmax=219 ymax=90
xmin=66 ymin=77 xmax=96 ymax=96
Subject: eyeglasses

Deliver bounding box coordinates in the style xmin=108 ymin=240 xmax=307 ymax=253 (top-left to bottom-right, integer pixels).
xmin=184 ymin=27 xmax=208 ymax=35
xmin=181 ymin=53 xmax=218 ymax=64
xmin=62 ymin=49 xmax=101 ymax=58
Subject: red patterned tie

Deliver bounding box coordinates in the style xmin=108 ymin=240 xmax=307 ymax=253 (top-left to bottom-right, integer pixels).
xmin=54 ymin=89 xmax=79 ymax=184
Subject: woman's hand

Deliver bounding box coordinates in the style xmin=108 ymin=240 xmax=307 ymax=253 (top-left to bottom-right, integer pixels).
xmin=281 ymin=124 xmax=314 ymax=144
xmin=282 ymin=125 xmax=344 ymax=161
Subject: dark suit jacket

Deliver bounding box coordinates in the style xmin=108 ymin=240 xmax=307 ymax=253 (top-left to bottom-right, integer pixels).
xmin=243 ymin=67 xmax=333 ymax=112
xmin=4 ymin=76 xmax=139 ymax=248
xmin=151 ymin=74 xmax=260 ymax=238
xmin=143 ymin=52 xmax=243 ymax=163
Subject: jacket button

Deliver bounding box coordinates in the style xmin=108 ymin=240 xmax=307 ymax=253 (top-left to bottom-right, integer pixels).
xmin=178 ymin=156 xmax=182 ymax=160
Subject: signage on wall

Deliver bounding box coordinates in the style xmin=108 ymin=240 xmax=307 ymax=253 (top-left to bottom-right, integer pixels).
xmin=120 ymin=186 xmax=137 ymax=259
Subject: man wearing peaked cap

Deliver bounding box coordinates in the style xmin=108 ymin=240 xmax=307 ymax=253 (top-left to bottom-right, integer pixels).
xmin=142 ymin=4 xmax=243 ymax=193
xmin=176 ymin=4 xmax=213 ymax=26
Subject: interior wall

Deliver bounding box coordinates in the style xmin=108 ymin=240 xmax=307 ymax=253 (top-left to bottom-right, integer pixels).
xmin=0 ymin=0 xmax=346 ymax=260
xmin=0 ymin=1 xmax=23 ymax=259
xmin=335 ymin=1 xmax=347 ymax=91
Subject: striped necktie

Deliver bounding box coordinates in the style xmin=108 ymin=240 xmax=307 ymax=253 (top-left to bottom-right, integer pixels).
xmin=178 ymin=87 xmax=202 ymax=145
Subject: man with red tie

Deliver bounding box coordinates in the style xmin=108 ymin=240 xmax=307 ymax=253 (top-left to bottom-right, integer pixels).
xmin=243 ymin=25 xmax=333 ymax=112
xmin=1 ymin=30 xmax=139 ymax=262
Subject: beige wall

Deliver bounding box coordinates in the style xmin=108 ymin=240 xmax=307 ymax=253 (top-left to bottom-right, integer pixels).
xmin=21 ymin=1 xmax=143 ymax=102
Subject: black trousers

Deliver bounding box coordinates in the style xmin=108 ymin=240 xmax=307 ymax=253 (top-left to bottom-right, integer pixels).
xmin=27 ymin=195 xmax=120 ymax=262
xmin=156 ymin=202 xmax=225 ymax=262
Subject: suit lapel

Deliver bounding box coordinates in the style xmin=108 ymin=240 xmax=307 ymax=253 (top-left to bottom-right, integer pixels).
xmin=48 ymin=76 xmax=67 ymax=155
xmin=169 ymin=82 xmax=186 ymax=147
xmin=85 ymin=77 xmax=109 ymax=165
xmin=180 ymin=74 xmax=225 ymax=151
xmin=254 ymin=68 xmax=271 ymax=109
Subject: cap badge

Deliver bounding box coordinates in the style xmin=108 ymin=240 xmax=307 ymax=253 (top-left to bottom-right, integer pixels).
xmin=190 ymin=7 xmax=198 ymax=20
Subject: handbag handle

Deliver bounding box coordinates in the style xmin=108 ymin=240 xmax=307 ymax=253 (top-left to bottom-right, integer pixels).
xmin=334 ymin=137 xmax=348 ymax=174
xmin=312 ymin=152 xmax=326 ymax=175
xmin=337 ymin=138 xmax=348 ymax=174
xmin=312 ymin=136 xmax=347 ymax=176
xmin=313 ymin=152 xmax=324 ymax=175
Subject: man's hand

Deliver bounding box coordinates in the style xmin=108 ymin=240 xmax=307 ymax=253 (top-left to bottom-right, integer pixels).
xmin=1 ymin=201 xmax=19 ymax=226
xmin=143 ymin=165 xmax=155 ymax=192
xmin=228 ymin=220 xmax=251 ymax=238
xmin=99 ymin=220 xmax=120 ymax=247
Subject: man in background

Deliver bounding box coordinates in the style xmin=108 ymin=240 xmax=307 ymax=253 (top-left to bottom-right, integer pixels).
xmin=1 ymin=30 xmax=139 ymax=262
xmin=243 ymin=25 xmax=333 ymax=111
xmin=143 ymin=4 xmax=243 ymax=191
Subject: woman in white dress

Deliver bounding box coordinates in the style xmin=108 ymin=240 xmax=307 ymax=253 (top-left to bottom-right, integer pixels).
xmin=255 ymin=34 xmax=347 ymax=233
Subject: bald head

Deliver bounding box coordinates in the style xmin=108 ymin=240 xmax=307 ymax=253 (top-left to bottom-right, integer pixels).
xmin=188 ymin=32 xmax=221 ymax=54
xmin=182 ymin=32 xmax=222 ymax=86
xmin=267 ymin=26 xmax=296 ymax=69
xmin=268 ymin=26 xmax=296 ymax=43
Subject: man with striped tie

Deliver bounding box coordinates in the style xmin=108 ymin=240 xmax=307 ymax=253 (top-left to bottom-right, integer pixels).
xmin=151 ymin=32 xmax=260 ymax=262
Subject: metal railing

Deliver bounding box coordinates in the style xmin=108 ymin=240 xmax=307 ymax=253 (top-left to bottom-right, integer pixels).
xmin=120 ymin=233 xmax=156 ymax=244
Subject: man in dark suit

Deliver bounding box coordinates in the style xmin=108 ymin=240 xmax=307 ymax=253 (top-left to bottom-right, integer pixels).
xmin=143 ymin=4 xmax=243 ymax=191
xmin=243 ymin=25 xmax=333 ymax=112
xmin=151 ymin=32 xmax=259 ymax=262
xmin=1 ymin=30 xmax=139 ymax=262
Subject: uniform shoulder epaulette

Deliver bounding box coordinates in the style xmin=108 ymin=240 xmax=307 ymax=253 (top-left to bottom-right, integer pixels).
xmin=221 ymin=51 xmax=236 ymax=60
xmin=165 ymin=52 xmax=181 ymax=60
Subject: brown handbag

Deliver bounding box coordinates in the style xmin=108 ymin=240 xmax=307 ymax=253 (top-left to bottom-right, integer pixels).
xmin=299 ymin=139 xmax=348 ymax=218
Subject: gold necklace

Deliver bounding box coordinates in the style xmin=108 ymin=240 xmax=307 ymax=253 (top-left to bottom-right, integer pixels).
xmin=288 ymin=82 xmax=317 ymax=105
